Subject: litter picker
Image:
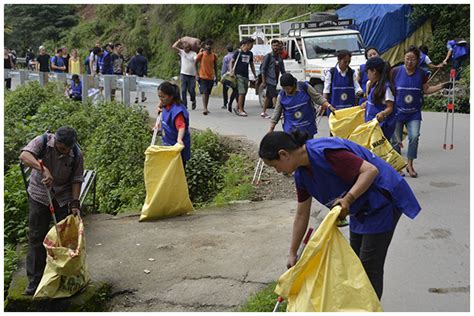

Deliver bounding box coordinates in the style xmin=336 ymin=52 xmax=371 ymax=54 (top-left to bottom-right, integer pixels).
xmin=252 ymin=158 xmax=265 ymax=186
xmin=273 ymin=226 xmax=314 ymax=312
xmin=443 ymin=69 xmax=456 ymax=150
xmin=151 ymin=112 xmax=162 ymax=146
xmin=39 ymin=160 xmax=62 ymax=247
xmin=428 ymin=68 xmax=440 ymax=83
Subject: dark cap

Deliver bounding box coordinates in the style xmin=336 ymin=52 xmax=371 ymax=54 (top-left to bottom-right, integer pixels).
xmin=55 ymin=126 xmax=77 ymax=147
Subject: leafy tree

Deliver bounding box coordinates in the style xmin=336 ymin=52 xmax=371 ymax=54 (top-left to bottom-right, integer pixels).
xmin=4 ymin=4 xmax=79 ymax=55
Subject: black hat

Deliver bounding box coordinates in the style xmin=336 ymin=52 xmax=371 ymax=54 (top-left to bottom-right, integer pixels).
xmin=55 ymin=126 xmax=77 ymax=147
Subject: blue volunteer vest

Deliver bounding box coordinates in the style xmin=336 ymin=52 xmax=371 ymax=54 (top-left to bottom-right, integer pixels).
xmin=418 ymin=53 xmax=428 ymax=69
xmin=279 ymin=82 xmax=317 ymax=138
xmin=162 ymin=103 xmax=191 ymax=162
xmin=330 ymin=67 xmax=356 ymax=109
xmin=393 ymin=66 xmax=427 ymax=122
xmin=365 ymin=83 xmax=396 ymax=139
xmin=71 ymin=80 xmax=82 ymax=98
xmin=294 ymin=137 xmax=421 ymax=234
xmin=453 ymin=43 xmax=469 ymax=60
xmin=99 ymin=51 xmax=113 ymax=74
xmin=358 ymin=63 xmax=369 ymax=105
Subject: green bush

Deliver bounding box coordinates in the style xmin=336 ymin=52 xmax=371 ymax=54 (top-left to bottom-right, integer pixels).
xmin=423 ymin=93 xmax=470 ymax=114
xmin=4 ymin=165 xmax=29 ymax=245
xmin=191 ymin=128 xmax=228 ymax=163
xmin=4 ymin=245 xmax=19 ymax=297
xmin=213 ymin=153 xmax=253 ymax=205
xmin=185 ymin=148 xmax=222 ymax=205
xmin=86 ymin=102 xmax=150 ymax=213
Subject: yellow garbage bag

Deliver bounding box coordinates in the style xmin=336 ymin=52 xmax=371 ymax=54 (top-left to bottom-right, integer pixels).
xmin=348 ymin=118 xmax=407 ymax=172
xmin=140 ymin=143 xmax=194 ymax=221
xmin=34 ymin=215 xmax=90 ymax=299
xmin=328 ymin=106 xmax=366 ymax=139
xmin=274 ymin=206 xmax=383 ymax=312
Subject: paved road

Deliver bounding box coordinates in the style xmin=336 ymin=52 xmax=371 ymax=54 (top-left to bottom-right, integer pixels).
xmin=9 ymin=79 xmax=470 ymax=311
xmin=142 ymin=90 xmax=470 ymax=312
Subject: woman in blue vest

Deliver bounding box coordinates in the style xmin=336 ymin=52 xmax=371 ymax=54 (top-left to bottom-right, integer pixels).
xmin=323 ymin=50 xmax=363 ymax=112
xmin=259 ymin=130 xmax=421 ymax=299
xmin=391 ymin=45 xmax=449 ymax=177
xmin=268 ymin=73 xmax=334 ymax=139
xmin=357 ymin=46 xmax=380 ymax=105
xmin=362 ymin=57 xmax=396 ymax=139
xmin=418 ymin=45 xmax=443 ymax=75
xmin=157 ymin=81 xmax=191 ymax=166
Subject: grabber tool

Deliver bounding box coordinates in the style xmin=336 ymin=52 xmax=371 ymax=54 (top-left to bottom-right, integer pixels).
xmin=150 ymin=112 xmax=162 ymax=146
xmin=39 ymin=160 xmax=62 ymax=247
xmin=443 ymin=69 xmax=456 ymax=150
xmin=273 ymin=226 xmax=314 ymax=312
xmin=252 ymin=158 xmax=264 ymax=185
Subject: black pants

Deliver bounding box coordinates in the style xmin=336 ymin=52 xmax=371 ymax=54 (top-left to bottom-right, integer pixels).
xmin=349 ymin=212 xmax=400 ymax=300
xmin=26 ymin=197 xmax=69 ymax=286
xmin=222 ymin=79 xmax=237 ymax=108
xmin=5 ymin=78 xmax=12 ymax=90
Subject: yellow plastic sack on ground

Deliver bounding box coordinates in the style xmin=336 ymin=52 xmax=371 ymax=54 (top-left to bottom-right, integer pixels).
xmin=274 ymin=206 xmax=382 ymax=312
xmin=34 ymin=215 xmax=90 ymax=299
xmin=140 ymin=143 xmax=194 ymax=221
xmin=328 ymin=106 xmax=366 ymax=139
xmin=348 ymin=118 xmax=407 ymax=172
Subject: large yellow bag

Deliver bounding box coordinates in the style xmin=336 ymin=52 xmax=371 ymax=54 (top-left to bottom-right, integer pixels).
xmin=348 ymin=118 xmax=407 ymax=172
xmin=328 ymin=106 xmax=366 ymax=139
xmin=34 ymin=215 xmax=90 ymax=299
xmin=275 ymin=206 xmax=383 ymax=312
xmin=140 ymin=143 xmax=194 ymax=221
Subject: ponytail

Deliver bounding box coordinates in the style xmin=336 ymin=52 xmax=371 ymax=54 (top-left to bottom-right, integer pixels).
xmin=158 ymin=81 xmax=182 ymax=104
xmin=259 ymin=130 xmax=308 ymax=160
xmin=366 ymin=57 xmax=394 ymax=104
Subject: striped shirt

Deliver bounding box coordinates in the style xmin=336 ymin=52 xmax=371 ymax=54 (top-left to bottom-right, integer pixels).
xmin=22 ymin=134 xmax=84 ymax=207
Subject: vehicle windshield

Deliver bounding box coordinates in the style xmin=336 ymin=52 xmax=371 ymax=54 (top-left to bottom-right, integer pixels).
xmin=304 ymin=34 xmax=364 ymax=59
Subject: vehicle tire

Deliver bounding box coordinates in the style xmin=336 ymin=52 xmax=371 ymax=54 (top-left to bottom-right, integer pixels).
xmin=310 ymin=12 xmax=339 ymax=23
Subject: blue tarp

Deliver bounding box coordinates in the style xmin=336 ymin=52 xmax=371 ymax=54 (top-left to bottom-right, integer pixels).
xmin=336 ymin=4 xmax=424 ymax=54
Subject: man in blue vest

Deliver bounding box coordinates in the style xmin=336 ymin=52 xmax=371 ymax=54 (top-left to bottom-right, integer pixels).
xmin=443 ymin=38 xmax=469 ymax=80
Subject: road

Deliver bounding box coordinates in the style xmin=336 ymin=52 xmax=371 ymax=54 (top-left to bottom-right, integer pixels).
xmin=8 ymin=78 xmax=470 ymax=311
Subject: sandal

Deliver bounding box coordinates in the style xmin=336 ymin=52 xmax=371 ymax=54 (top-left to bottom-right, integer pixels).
xmin=239 ymin=111 xmax=248 ymax=117
xmin=406 ymin=167 xmax=418 ymax=178
xmin=203 ymin=110 xmax=209 ymax=115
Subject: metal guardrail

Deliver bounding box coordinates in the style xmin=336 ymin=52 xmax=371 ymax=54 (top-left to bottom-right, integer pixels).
xmin=4 ymin=69 xmax=163 ymax=105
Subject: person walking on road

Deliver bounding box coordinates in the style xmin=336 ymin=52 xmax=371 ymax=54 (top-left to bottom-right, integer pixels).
xmin=390 ymin=45 xmax=450 ymax=178
xmin=259 ymin=130 xmax=421 ymax=300
xmin=362 ymin=57 xmax=396 ymax=139
xmin=19 ymin=126 xmax=84 ymax=295
xmin=269 ymin=73 xmax=333 ymax=139
xmin=195 ymin=39 xmax=218 ymax=115
xmin=221 ymin=43 xmax=238 ymax=112
xmin=230 ymin=37 xmax=257 ymax=117
xmin=323 ymin=50 xmax=363 ymax=112
xmin=260 ymin=39 xmax=286 ymax=119
xmin=157 ymin=81 xmax=191 ymax=166
xmin=172 ymin=38 xmax=198 ymax=110
xmin=128 ymin=47 xmax=148 ymax=103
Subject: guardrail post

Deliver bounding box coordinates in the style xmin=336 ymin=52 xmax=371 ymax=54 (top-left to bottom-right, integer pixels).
xmin=19 ymin=70 xmax=28 ymax=85
xmin=39 ymin=71 xmax=47 ymax=86
xmin=123 ymin=76 xmax=135 ymax=105
xmin=103 ymin=75 xmax=113 ymax=102
xmin=56 ymin=72 xmax=67 ymax=86
xmin=4 ymin=69 xmax=10 ymax=80
xmin=81 ymin=74 xmax=88 ymax=104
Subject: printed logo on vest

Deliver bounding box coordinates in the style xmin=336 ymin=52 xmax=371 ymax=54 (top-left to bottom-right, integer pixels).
xmin=404 ymin=94 xmax=414 ymax=104
xmin=340 ymin=93 xmax=348 ymax=101
xmin=294 ymin=111 xmax=302 ymax=119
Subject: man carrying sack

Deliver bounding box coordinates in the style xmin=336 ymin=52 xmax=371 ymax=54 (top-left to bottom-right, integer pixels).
xmin=19 ymin=126 xmax=84 ymax=295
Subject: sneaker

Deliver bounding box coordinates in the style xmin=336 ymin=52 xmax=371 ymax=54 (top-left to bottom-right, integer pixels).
xmin=227 ymin=103 xmax=232 ymax=113
xmin=191 ymin=102 xmax=197 ymax=110
xmin=239 ymin=111 xmax=248 ymax=117
xmin=260 ymin=112 xmax=270 ymax=119
xmin=221 ymin=105 xmax=227 ymax=109
xmin=23 ymin=282 xmax=38 ymax=296
xmin=336 ymin=218 xmax=349 ymax=227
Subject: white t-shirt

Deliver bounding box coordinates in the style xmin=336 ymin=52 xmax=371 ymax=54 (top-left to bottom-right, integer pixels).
xmin=323 ymin=64 xmax=363 ymax=94
xmin=366 ymin=80 xmax=395 ymax=104
xmin=178 ymin=49 xmax=197 ymax=76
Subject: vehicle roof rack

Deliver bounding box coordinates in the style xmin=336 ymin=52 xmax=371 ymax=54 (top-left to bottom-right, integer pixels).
xmin=288 ymin=19 xmax=353 ymax=37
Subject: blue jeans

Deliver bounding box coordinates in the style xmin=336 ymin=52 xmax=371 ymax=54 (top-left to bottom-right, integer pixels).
xmin=391 ymin=119 xmax=421 ymax=160
xmin=180 ymin=74 xmax=196 ymax=108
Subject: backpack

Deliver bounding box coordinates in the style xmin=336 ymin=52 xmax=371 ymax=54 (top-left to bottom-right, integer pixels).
xmin=38 ymin=133 xmax=80 ymax=167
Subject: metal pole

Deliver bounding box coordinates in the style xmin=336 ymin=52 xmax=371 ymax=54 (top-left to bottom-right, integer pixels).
xmin=81 ymin=74 xmax=88 ymax=104
xmin=103 ymin=75 xmax=112 ymax=102
xmin=19 ymin=70 xmax=28 ymax=85
xmin=123 ymin=76 xmax=131 ymax=105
